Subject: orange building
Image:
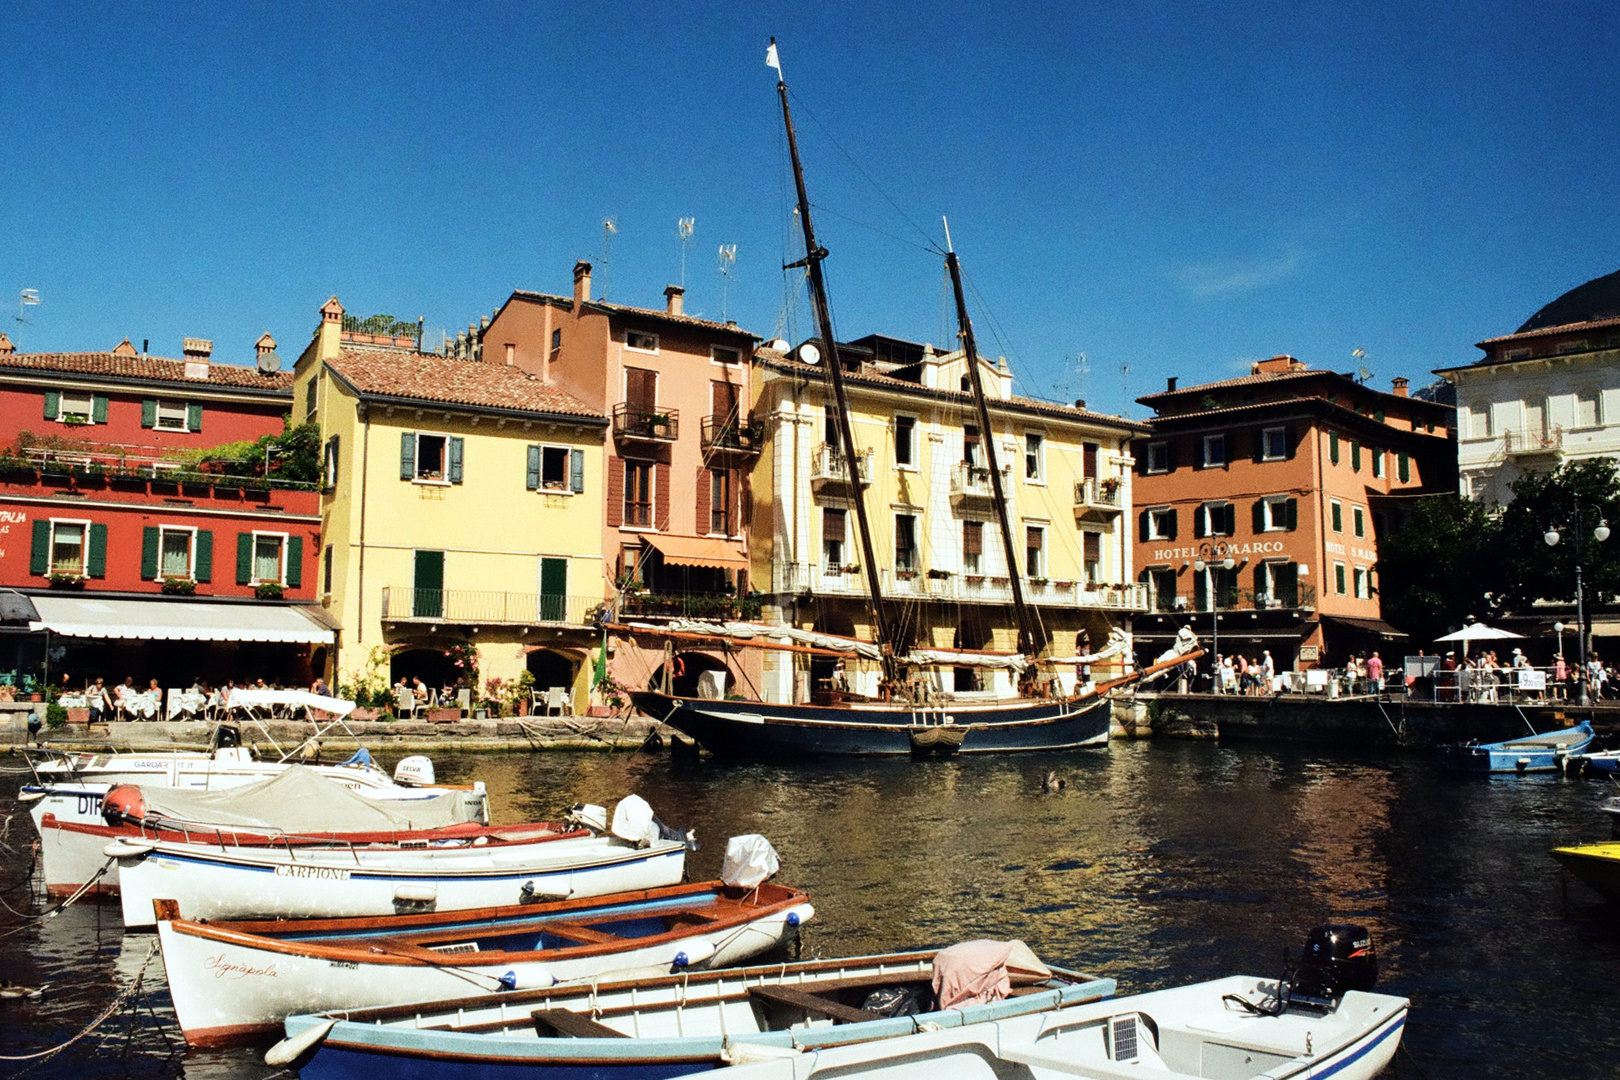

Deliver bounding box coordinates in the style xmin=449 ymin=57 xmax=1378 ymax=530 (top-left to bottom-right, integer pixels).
xmin=1130 ymin=355 xmax=1455 ymax=672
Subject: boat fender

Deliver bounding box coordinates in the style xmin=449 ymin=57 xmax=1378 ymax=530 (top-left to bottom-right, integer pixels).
xmin=722 ymin=1041 xmax=806 ymax=1065
xmin=519 ymin=880 xmax=572 ymax=904
xmin=264 ymin=1018 xmax=337 ymax=1067
xmin=103 ymin=839 xmax=157 ymax=859
xmin=497 ymin=968 xmax=557 ymax=991
xmin=669 ymin=938 xmax=717 ymax=971
xmin=393 ymin=884 xmax=438 ymax=903
xmin=786 ymin=903 xmax=816 ymax=928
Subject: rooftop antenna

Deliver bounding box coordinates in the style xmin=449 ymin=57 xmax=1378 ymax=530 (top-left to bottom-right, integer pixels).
xmin=1353 ymin=347 xmax=1372 ymax=384
xmin=601 ymin=217 xmax=617 ymax=300
xmin=678 ymin=217 xmax=695 ymax=288
xmin=1120 ymin=362 xmax=1130 ymax=412
xmin=717 ymin=243 xmax=737 ymax=320
xmin=13 ymin=289 xmax=39 ymax=350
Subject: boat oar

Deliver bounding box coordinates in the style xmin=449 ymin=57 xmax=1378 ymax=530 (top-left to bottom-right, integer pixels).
xmin=264 ymin=1017 xmax=336 ymax=1066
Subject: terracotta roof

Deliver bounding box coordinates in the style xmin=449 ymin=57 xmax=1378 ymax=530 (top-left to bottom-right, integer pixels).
xmin=757 ymin=351 xmax=1148 ymax=432
xmin=1473 ymin=313 xmax=1620 ymax=349
xmin=1136 ymin=368 xmax=1326 ymax=403
xmin=0 ymin=350 xmax=293 ymax=392
xmin=326 ymin=348 xmax=605 ymax=422
xmin=508 ymin=290 xmax=758 ymax=338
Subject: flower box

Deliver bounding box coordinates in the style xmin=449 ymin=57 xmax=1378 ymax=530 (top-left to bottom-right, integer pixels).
xmin=161 ymin=576 xmax=196 ymax=595
xmin=965 ymin=575 xmax=985 ymax=585
xmin=65 ymin=707 xmax=90 ymax=724
xmin=48 ymin=573 xmax=87 ymax=589
xmin=990 ymin=577 xmax=1010 ymax=586
xmin=426 ymin=707 xmax=461 ymax=723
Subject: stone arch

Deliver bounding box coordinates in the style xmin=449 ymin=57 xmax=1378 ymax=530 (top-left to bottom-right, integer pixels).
xmin=390 ymin=646 xmax=455 ymax=689
xmin=525 ymin=648 xmax=579 ymax=693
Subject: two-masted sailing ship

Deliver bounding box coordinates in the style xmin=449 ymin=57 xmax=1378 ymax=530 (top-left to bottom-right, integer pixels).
xmin=628 ymin=41 xmax=1195 ymax=757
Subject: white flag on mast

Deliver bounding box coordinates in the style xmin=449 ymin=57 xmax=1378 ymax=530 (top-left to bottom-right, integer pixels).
xmin=766 ymin=39 xmax=782 ymax=79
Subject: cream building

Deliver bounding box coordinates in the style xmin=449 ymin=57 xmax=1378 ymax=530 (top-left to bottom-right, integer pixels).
xmin=752 ymin=333 xmax=1149 ymax=703
xmin=1438 ymin=267 xmax=1620 ymax=506
xmin=293 ymin=298 xmax=609 ymax=708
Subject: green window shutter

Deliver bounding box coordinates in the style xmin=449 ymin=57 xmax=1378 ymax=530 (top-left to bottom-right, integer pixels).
xmin=400 ymin=432 xmax=415 ymax=480
xmin=1165 ymin=508 xmax=1177 ymax=541
xmin=186 ymin=402 xmax=203 ymax=432
xmin=87 ymin=523 xmax=108 ymax=577
xmin=1252 ymin=500 xmax=1266 ymax=534
xmin=1138 ymin=510 xmax=1150 ymax=544
xmin=1328 ymin=432 xmax=1339 ymax=464
xmin=141 ymin=399 xmax=157 ymax=428
xmin=1331 ymin=502 xmax=1342 ymax=532
xmin=286 ymin=536 xmax=303 ymax=588
xmin=1351 ymin=441 xmax=1361 ymax=472
xmin=448 ymin=437 xmax=464 ymax=484
xmin=195 ymin=529 xmax=213 ymax=583
xmin=1398 ymin=453 xmax=1410 ymax=483
xmin=43 ymin=390 xmax=60 ymax=420
xmin=92 ymin=394 xmax=109 ymax=423
xmin=526 ymin=446 xmax=541 ymax=491
xmin=1285 ymin=498 xmax=1298 ymax=530
xmin=570 ymin=449 xmax=585 ymax=494
xmin=236 ymin=533 xmax=254 ymax=584
xmin=30 ymin=520 xmax=51 ymax=575
xmin=141 ymin=527 xmax=160 ymax=579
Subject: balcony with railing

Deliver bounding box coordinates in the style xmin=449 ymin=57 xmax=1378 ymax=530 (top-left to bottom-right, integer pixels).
xmin=612 ymin=404 xmax=680 ymax=443
xmin=1190 ymin=583 xmax=1318 ymax=613
xmin=1503 ymin=425 xmax=1562 ymax=458
xmin=949 ymin=461 xmax=1012 ymax=509
xmin=771 ymin=560 xmax=1148 ymax=611
xmin=1073 ymin=477 xmax=1123 ymax=522
xmin=381 ymin=587 xmax=600 ymax=626
xmin=701 ymin=414 xmax=764 ymax=456
xmin=809 ymin=443 xmax=873 ymax=493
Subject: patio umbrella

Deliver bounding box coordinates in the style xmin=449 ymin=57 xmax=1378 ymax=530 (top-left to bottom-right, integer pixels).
xmin=1435 ymin=623 xmax=1523 ymax=655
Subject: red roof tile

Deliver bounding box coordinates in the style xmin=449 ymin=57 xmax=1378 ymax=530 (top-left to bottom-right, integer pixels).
xmin=509 ymin=291 xmax=758 ymax=338
xmin=0 ymin=350 xmax=293 ymax=392
xmin=327 ymin=348 xmax=605 ymax=421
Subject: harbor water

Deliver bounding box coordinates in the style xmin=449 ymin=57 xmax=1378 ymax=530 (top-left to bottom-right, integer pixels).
xmin=3 ymin=738 xmax=1619 ymax=1079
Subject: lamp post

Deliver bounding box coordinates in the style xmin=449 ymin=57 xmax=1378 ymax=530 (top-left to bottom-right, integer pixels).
xmin=1543 ymin=500 xmax=1609 ymax=706
xmin=1194 ymin=553 xmax=1238 ymax=691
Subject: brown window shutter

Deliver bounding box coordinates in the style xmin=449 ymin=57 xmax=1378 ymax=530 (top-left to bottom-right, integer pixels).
xmin=729 ymin=468 xmax=741 ymax=535
xmin=655 ymin=462 xmax=671 ymax=531
xmin=1084 ymin=531 xmax=1101 ymax=563
xmin=607 ymin=455 xmax=625 ymax=527
xmin=740 ymin=475 xmax=753 ymax=530
xmin=696 ymin=466 xmax=712 ymax=533
xmin=964 ymin=520 xmax=983 ymax=556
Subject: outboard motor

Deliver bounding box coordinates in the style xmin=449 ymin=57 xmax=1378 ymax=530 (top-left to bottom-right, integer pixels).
xmin=1292 ymin=924 xmax=1377 ymax=1000
xmin=101 ymin=785 xmax=147 ymax=826
xmin=392 ymin=755 xmax=436 ymax=786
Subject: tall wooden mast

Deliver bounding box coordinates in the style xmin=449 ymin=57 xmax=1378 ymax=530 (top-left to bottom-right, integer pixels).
xmin=943 ymin=220 xmax=1041 ymax=658
xmin=771 ymin=40 xmax=898 ymax=684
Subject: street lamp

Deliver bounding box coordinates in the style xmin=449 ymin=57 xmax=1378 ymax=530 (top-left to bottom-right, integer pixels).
xmin=1553 ymin=621 xmax=1565 ymax=668
xmin=1543 ymin=502 xmax=1609 ymax=704
xmin=1193 ymin=553 xmax=1238 ymax=691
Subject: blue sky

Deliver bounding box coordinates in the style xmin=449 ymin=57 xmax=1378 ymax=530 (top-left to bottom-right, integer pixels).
xmin=4 ymin=1 xmax=1617 ymax=418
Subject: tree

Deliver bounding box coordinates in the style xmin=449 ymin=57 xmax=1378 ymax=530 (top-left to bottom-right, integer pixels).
xmin=1377 ymin=495 xmax=1500 ymax=644
xmin=1494 ymin=458 xmax=1620 ymax=612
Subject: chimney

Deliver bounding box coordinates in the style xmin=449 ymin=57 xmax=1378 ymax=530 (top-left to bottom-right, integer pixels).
xmin=112 ymin=337 xmax=138 ymax=357
xmin=1167 ymin=376 xmax=1178 ymax=392
xmin=0 ymin=332 xmax=13 ymax=356
xmin=183 ymin=337 xmax=213 ymax=361
xmin=1253 ymin=354 xmax=1305 ymax=375
xmin=504 ymin=342 xmax=515 ymax=367
xmin=255 ymin=333 xmax=281 ymax=375
xmin=573 ymin=260 xmax=593 ymax=306
xmin=664 ymin=285 xmax=685 ymax=317
xmin=1391 ymin=376 xmax=1410 ymax=398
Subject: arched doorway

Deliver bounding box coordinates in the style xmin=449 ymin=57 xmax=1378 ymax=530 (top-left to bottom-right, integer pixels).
xmin=664 ymin=651 xmax=731 ymax=698
xmin=391 ymin=647 xmax=455 ymax=691
xmin=953 ymin=610 xmax=992 ymax=692
xmin=810 ymin=612 xmax=857 ymax=699
xmin=526 ymin=649 xmax=579 ymax=711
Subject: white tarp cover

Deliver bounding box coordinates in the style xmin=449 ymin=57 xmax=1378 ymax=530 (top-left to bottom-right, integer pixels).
xmin=932 ymin=939 xmax=1053 ymax=1009
xmin=906 ymin=648 xmax=1028 ymax=672
xmin=610 ymin=794 xmax=659 ymax=846
xmin=229 ymin=689 xmax=357 ymax=716
xmin=1046 ymin=628 xmax=1130 ymax=665
xmin=29 ymin=595 xmax=335 ymax=643
xmin=720 ymin=833 xmax=780 ymax=888
xmin=635 ymin=619 xmax=884 ymax=661
xmin=120 ymin=765 xmax=485 ymax=831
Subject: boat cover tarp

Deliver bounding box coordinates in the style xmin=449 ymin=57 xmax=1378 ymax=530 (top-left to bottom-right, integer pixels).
xmin=229 ymin=689 xmax=357 ymax=716
xmin=118 ymin=766 xmax=485 ymax=831
xmin=721 ymin=834 xmax=780 ymax=888
xmin=932 ymin=939 xmax=1053 ymax=1009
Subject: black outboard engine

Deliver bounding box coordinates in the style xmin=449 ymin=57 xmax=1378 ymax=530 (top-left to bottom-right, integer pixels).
xmin=1292 ymin=924 xmax=1377 ymax=1000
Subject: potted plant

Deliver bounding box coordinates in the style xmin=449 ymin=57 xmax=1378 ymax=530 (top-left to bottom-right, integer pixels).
xmin=896 ymin=568 xmax=917 ymax=580
xmin=1054 ymin=579 xmax=1074 ymax=589
xmin=47 ymin=572 xmax=86 ymax=589
xmin=161 ymin=576 xmax=196 ymax=595
xmin=647 ymin=413 xmax=671 ymax=437
xmin=990 ymin=576 xmax=1010 ymax=586
xmin=843 ymin=564 xmax=861 ymax=575
xmin=927 ymin=568 xmax=952 ymax=580
xmin=254 ymin=581 xmax=285 ymax=600
xmin=965 ymin=574 xmax=985 ymax=585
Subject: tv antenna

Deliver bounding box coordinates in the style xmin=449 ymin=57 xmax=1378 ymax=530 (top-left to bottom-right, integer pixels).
xmin=717 ymin=244 xmax=737 ymax=319
xmin=16 ymin=288 xmax=39 ymax=324
xmin=678 ymin=217 xmax=695 ymax=288
xmin=1353 ymin=347 xmax=1372 ymax=384
xmin=601 ymin=218 xmax=617 ymax=300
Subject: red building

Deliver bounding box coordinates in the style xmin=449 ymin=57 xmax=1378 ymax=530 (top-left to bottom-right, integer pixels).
xmin=0 ymin=334 xmax=330 ymax=695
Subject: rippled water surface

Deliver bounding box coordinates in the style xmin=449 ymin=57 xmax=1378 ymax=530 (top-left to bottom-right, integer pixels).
xmin=3 ymin=739 xmax=1619 ymax=1079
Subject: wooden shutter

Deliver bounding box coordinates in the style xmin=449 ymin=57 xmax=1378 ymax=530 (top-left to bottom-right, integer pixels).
xmin=964 ymin=519 xmax=983 ymax=556
xmin=1285 ymin=425 xmax=1296 ymax=459
xmin=141 ymin=527 xmax=159 ymax=579
xmin=1253 ymin=499 xmax=1267 ymax=534
xmin=1082 ymin=442 xmax=1098 ymax=481
xmin=1166 ymin=508 xmax=1177 ymax=540
xmin=399 ymin=432 xmax=416 ymax=479
xmin=570 ymin=449 xmax=585 ymax=494
xmin=86 ymin=523 xmax=107 ymax=577
xmin=1194 ymin=506 xmax=1207 ymax=538
xmin=186 ymin=402 xmax=203 ymax=432
xmin=654 ymin=462 xmax=670 ymax=531
xmin=1398 ymin=453 xmax=1410 ymax=483
xmin=448 ymin=437 xmax=464 ymax=484
xmin=286 ymin=536 xmax=303 ymax=588
xmin=526 ymin=446 xmax=541 ymax=490
xmin=1222 ymin=504 xmax=1236 ymax=535
xmin=712 ymin=380 xmax=738 ymax=418
xmin=236 ymin=533 xmax=254 ymax=584
xmin=607 ymin=455 xmax=624 ymax=527
xmin=696 ymin=466 xmax=712 ymax=534
xmin=1252 ymin=430 xmax=1266 ymax=463
xmin=195 ymin=530 xmax=213 ymax=583
xmin=1329 ymin=432 xmax=1339 ymax=464
xmin=30 ymin=520 xmax=50 ymax=575
xmin=825 ymin=508 xmax=847 ymax=547
xmin=625 ymin=367 xmax=657 ymax=409
xmin=1138 ymin=510 xmax=1150 ymax=543
xmin=1084 ymin=530 xmax=1101 ymax=563
xmin=1285 ymin=498 xmax=1298 ymax=530
xmin=43 ymin=390 xmax=60 ymax=420
xmin=92 ymin=395 xmax=109 ymax=423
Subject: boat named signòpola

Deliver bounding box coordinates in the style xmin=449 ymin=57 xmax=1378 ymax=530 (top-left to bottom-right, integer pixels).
xmin=628 ymin=42 xmax=1199 ymax=758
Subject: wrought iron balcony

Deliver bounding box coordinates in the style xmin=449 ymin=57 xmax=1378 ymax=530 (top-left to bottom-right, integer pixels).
xmin=1072 ymin=477 xmax=1124 ymax=523
xmin=1503 ymin=426 xmax=1562 ymax=458
xmin=809 ymin=443 xmax=873 ymax=492
xmin=949 ymin=461 xmax=1011 ymax=509
xmin=701 ymin=415 xmax=764 ymax=455
xmin=613 ymin=404 xmax=679 ymax=443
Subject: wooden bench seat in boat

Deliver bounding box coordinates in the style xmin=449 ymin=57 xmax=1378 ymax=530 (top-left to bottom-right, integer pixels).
xmin=748 ymin=984 xmax=882 ymax=1024
xmin=530 ymin=1008 xmax=630 ymax=1039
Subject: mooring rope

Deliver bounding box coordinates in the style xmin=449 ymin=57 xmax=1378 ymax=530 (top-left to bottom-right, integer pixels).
xmin=0 ymin=857 xmax=115 ymax=938
xmin=0 ymin=940 xmax=159 ymax=1064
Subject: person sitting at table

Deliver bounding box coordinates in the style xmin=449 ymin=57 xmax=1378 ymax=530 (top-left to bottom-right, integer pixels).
xmin=86 ymin=677 xmax=112 ymax=723
xmin=410 ymin=676 xmax=432 ymax=706
xmin=311 ymin=675 xmax=331 ymax=698
xmin=113 ymin=678 xmax=140 ymax=721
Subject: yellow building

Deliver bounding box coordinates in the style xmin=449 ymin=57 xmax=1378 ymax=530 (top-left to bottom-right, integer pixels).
xmin=293 ymin=298 xmax=609 ymax=710
xmin=752 ymin=333 xmax=1149 ymax=702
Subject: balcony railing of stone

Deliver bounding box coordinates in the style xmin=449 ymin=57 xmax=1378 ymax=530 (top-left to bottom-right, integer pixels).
xmin=810 ymin=443 xmax=873 ymax=486
xmin=381 ymin=587 xmax=600 ymax=625
xmin=949 ymin=461 xmax=1011 ymax=501
xmin=701 ymin=415 xmax=764 ymax=454
xmin=612 ymin=403 xmax=680 ymax=442
xmin=1073 ymin=477 xmax=1122 ymax=508
xmin=772 ymin=561 xmax=1148 ymax=610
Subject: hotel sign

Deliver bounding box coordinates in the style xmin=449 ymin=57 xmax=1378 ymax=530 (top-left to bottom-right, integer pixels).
xmin=1150 ymin=539 xmax=1291 ymax=562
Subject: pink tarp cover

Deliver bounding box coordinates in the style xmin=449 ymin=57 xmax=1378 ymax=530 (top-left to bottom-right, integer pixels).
xmin=931 ymin=939 xmax=1052 ymax=1009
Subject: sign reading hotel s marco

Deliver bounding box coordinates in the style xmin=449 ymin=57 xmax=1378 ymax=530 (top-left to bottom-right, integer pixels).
xmin=1150 ymin=539 xmax=1292 ymax=563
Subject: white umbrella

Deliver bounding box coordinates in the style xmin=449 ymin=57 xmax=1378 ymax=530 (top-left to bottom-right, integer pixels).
xmin=1434 ymin=623 xmax=1522 ymax=655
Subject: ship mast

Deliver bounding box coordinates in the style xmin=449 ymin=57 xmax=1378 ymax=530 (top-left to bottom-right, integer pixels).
xmin=943 ymin=219 xmax=1041 ymax=658
xmin=771 ymin=40 xmax=899 ymax=685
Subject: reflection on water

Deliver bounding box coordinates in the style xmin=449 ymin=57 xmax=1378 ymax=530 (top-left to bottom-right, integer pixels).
xmin=4 ymin=740 xmax=1620 ymax=1078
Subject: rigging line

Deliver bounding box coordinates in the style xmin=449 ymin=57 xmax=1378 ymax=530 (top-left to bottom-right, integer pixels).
xmin=785 ymin=85 xmax=945 ymax=256
xmin=808 ymin=202 xmax=940 ymax=256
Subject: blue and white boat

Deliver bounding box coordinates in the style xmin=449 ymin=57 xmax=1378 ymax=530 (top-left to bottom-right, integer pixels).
xmin=1436 ymin=720 xmax=1595 ymax=773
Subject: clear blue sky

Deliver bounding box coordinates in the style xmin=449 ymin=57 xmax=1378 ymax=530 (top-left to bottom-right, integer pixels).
xmin=5 ymin=1 xmax=1617 ymax=418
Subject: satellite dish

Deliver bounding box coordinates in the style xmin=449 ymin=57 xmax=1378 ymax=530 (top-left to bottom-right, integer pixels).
xmin=798 ymin=342 xmax=821 ymax=365
xmin=769 ymin=338 xmax=790 ymax=353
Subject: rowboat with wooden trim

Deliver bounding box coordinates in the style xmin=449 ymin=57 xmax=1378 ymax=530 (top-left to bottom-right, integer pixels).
xmin=155 ymin=878 xmax=814 ymax=1046
xmin=1551 ymin=840 xmax=1620 ymax=901
xmin=271 ymin=944 xmax=1115 ymax=1080
xmin=1435 ymin=720 xmax=1595 ymax=773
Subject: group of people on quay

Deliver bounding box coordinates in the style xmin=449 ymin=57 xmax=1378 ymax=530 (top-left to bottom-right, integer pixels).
xmin=49 ymin=675 xmax=333 ymax=723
